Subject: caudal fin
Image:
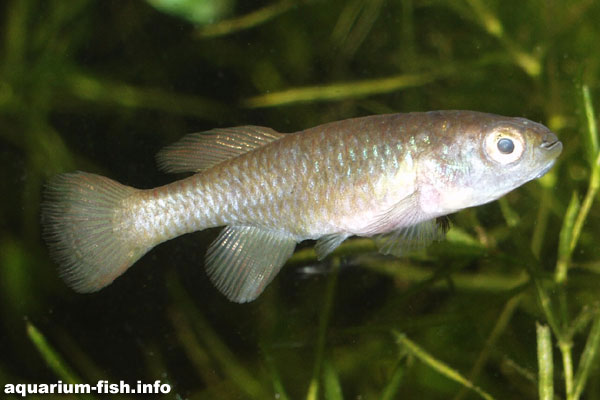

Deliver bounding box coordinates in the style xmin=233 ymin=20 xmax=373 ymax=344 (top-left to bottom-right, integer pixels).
xmin=41 ymin=172 xmax=148 ymax=292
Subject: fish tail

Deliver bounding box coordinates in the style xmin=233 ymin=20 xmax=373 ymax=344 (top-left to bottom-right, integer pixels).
xmin=41 ymin=171 xmax=148 ymax=293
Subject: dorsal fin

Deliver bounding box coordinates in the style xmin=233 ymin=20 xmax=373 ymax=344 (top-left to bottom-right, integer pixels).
xmin=156 ymin=126 xmax=284 ymax=173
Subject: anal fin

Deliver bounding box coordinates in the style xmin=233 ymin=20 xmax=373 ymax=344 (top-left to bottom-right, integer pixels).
xmin=205 ymin=226 xmax=296 ymax=303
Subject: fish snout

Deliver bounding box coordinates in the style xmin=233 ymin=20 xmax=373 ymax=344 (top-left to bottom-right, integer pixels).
xmin=540 ymin=131 xmax=562 ymax=152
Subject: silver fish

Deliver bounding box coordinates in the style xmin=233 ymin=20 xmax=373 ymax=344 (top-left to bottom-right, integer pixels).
xmin=41 ymin=111 xmax=562 ymax=302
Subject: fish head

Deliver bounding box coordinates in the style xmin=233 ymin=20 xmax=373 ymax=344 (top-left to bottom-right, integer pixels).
xmin=417 ymin=112 xmax=562 ymax=215
xmin=480 ymin=116 xmax=563 ymax=179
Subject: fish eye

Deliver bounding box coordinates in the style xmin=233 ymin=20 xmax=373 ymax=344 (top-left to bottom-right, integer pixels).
xmin=484 ymin=129 xmax=525 ymax=164
xmin=497 ymin=138 xmax=514 ymax=154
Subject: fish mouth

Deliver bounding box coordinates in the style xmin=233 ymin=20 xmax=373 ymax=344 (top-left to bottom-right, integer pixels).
xmin=534 ymin=136 xmax=561 ymax=179
xmin=541 ymin=139 xmax=562 ymax=151
xmin=539 ymin=135 xmax=563 ymax=166
xmin=540 ymin=131 xmax=563 ymax=154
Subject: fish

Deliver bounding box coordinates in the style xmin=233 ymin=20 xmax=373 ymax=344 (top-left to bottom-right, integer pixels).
xmin=41 ymin=110 xmax=562 ymax=303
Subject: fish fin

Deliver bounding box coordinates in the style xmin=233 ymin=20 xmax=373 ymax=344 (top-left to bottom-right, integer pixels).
xmin=363 ymin=192 xmax=422 ymax=235
xmin=315 ymin=233 xmax=349 ymax=260
xmin=205 ymin=226 xmax=296 ymax=303
xmin=374 ymin=217 xmax=451 ymax=257
xmin=156 ymin=126 xmax=284 ymax=173
xmin=41 ymin=172 xmax=150 ymax=293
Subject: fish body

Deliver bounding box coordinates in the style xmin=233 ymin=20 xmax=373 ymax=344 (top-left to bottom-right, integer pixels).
xmin=42 ymin=111 xmax=562 ymax=302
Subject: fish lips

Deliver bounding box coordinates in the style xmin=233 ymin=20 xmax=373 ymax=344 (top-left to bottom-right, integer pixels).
xmin=535 ymin=139 xmax=562 ymax=179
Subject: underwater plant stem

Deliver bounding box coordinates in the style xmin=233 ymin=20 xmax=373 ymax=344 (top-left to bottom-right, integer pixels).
xmin=306 ymin=257 xmax=340 ymax=400
xmin=244 ymin=72 xmax=436 ymax=108
xmin=454 ymin=294 xmax=523 ymax=400
xmin=262 ymin=347 xmax=291 ymax=400
xmin=556 ymin=138 xmax=600 ymax=284
xmin=572 ymin=315 xmax=600 ymax=400
xmin=168 ymin=274 xmax=269 ymax=400
xmin=566 ymin=305 xmax=597 ymax=340
xmin=3 ymin=0 xmax=29 ymax=72
xmin=195 ymin=0 xmax=297 ymax=38
xmin=569 ymin=152 xmax=600 ymax=252
xmin=338 ymin=0 xmax=384 ymax=58
xmin=380 ymin=358 xmax=406 ymax=400
xmin=498 ymin=197 xmax=519 ymax=228
xmin=556 ymin=193 xmax=581 ymax=284
xmin=65 ymin=73 xmax=228 ymax=120
xmin=559 ymin=340 xmax=574 ymax=400
xmin=536 ymin=323 xmax=554 ymax=400
xmin=557 ymin=86 xmax=600 ymax=283
xmin=528 ymin=266 xmax=561 ymax=338
xmin=582 ymin=85 xmax=598 ymax=162
xmin=527 ymin=255 xmax=573 ymax=398
xmin=27 ymin=322 xmax=81 ymax=385
xmin=27 ymin=322 xmax=97 ymax=400
xmin=167 ymin=307 xmax=220 ymax=387
xmin=530 ymin=186 xmax=551 ymax=259
xmin=395 ymin=332 xmax=494 ymax=400
xmin=465 ymin=0 xmax=540 ymax=76
xmin=322 ymin=359 xmax=343 ymax=400
xmin=465 ymin=0 xmax=502 ymax=37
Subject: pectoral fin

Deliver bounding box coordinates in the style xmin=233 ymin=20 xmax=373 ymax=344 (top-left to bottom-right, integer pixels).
xmin=363 ymin=192 xmax=421 ymax=235
xmin=157 ymin=126 xmax=284 ymax=173
xmin=375 ymin=217 xmax=450 ymax=257
xmin=205 ymin=226 xmax=296 ymax=303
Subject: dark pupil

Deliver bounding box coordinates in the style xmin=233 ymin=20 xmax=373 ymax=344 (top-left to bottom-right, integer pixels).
xmin=497 ymin=138 xmax=514 ymax=154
